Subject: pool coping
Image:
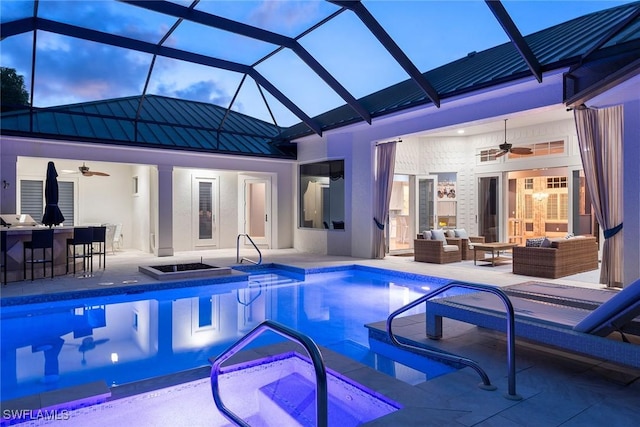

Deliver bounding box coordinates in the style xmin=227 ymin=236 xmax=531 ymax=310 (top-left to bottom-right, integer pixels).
xmin=0 ymin=263 xmax=450 ymax=307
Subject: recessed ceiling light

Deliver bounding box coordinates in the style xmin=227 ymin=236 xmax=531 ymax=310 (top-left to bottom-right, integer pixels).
xmin=457 ymin=129 xmax=465 ymax=134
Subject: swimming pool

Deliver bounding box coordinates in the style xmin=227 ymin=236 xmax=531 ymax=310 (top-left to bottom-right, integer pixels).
xmin=0 ymin=265 xmax=460 ymax=402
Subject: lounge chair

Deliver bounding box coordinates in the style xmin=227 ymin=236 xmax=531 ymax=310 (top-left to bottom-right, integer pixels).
xmin=425 ymin=278 xmax=640 ymax=368
xmin=502 ymin=282 xmax=620 ymax=310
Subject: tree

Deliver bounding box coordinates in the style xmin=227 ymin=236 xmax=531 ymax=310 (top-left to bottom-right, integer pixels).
xmin=1 ymin=67 xmax=29 ymax=112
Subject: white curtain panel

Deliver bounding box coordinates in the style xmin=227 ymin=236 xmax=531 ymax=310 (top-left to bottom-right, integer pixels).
xmin=373 ymin=142 xmax=397 ymax=259
xmin=574 ymin=105 xmax=624 ymax=287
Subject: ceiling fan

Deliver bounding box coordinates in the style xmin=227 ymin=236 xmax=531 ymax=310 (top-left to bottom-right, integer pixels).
xmin=488 ymin=119 xmax=533 ymax=158
xmin=79 ymin=162 xmax=110 ymax=177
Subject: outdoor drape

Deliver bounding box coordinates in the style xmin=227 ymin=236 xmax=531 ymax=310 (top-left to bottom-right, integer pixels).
xmin=373 ymin=141 xmax=397 ymax=259
xmin=574 ymin=105 xmax=624 ymax=288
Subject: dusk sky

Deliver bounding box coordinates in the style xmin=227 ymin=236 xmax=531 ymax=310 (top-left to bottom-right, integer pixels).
xmin=0 ymin=0 xmax=633 ymax=126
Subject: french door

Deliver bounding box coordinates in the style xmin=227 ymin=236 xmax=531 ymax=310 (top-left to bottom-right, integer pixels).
xmin=192 ymin=177 xmax=218 ymax=247
xmin=241 ymin=176 xmax=271 ymax=248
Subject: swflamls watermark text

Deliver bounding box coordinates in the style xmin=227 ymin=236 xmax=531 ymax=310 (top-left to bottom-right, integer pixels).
xmin=2 ymin=409 xmax=71 ymax=421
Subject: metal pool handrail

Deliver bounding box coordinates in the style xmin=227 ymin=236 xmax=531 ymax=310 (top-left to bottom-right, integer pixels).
xmin=236 ymin=234 xmax=262 ymax=265
xmin=210 ymin=320 xmax=328 ymax=427
xmin=386 ymin=280 xmax=521 ymax=400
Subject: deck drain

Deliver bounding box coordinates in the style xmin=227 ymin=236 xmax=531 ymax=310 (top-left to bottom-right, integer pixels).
xmin=122 ymin=280 xmax=138 ymax=284
xmin=98 ymin=282 xmax=115 ymax=286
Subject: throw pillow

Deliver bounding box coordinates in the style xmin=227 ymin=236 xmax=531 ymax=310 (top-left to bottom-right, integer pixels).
xmin=454 ymin=229 xmax=469 ymax=239
xmin=431 ymin=229 xmax=446 ymax=241
xmin=422 ymin=230 xmax=432 ymax=240
xmin=525 ymin=237 xmax=545 ymax=247
xmin=565 ymin=232 xmax=575 ymax=239
xmin=541 ymin=237 xmax=552 ymax=247
xmin=445 ymin=230 xmax=455 ymax=238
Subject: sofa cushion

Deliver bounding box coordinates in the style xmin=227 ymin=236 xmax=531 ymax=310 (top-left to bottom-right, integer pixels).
xmin=526 ymin=237 xmax=545 ymax=247
xmin=454 ymin=229 xmax=469 ymax=239
xmin=443 ymin=244 xmax=459 ymax=252
xmin=431 ymin=229 xmax=446 ymax=241
xmin=422 ymin=230 xmax=432 ymax=240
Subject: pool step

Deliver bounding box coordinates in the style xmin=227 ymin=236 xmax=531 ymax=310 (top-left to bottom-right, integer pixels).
xmin=248 ymin=273 xmax=301 ymax=288
xmin=257 ymin=372 xmax=361 ymax=427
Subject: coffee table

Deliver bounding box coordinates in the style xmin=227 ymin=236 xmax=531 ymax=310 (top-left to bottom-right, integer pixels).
xmin=473 ymin=242 xmax=518 ymax=267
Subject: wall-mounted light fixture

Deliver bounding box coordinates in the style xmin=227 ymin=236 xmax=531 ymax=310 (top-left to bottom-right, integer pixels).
xmin=2 ymin=180 xmax=9 ymax=189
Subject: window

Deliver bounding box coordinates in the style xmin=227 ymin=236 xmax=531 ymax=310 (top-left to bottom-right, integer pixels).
xmin=20 ymin=180 xmax=43 ymax=222
xmin=508 ymin=140 xmax=565 ymax=159
xmin=20 ymin=179 xmax=75 ymax=225
xmin=299 ymin=160 xmax=344 ymax=229
xmin=524 ymin=178 xmax=533 ymax=190
xmin=546 ymin=177 xmax=567 ymax=188
xmin=547 ymin=193 xmax=568 ymax=220
xmin=524 ymin=194 xmax=533 ymax=219
xmin=478 ymin=149 xmax=498 ymax=162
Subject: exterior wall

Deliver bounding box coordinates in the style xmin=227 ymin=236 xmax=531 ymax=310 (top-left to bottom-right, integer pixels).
xmin=0 ymin=136 xmax=295 ymax=254
xmin=294 ymin=137 xmax=329 ymax=254
xmin=395 ymin=118 xmax=584 ymax=239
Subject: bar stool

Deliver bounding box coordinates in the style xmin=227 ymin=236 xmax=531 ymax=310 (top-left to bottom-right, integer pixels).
xmin=23 ymin=229 xmax=55 ymax=281
xmin=91 ymin=226 xmax=107 ymax=269
xmin=66 ymin=227 xmax=93 ymax=275
xmin=1 ymin=230 xmax=7 ymax=285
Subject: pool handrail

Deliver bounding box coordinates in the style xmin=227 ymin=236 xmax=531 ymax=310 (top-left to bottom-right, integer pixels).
xmin=211 ymin=319 xmax=328 ymax=427
xmin=236 ymin=233 xmax=262 ymax=265
xmin=386 ymin=280 xmax=521 ymax=400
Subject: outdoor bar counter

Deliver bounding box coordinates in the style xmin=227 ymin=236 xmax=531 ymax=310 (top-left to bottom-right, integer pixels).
xmin=2 ymin=226 xmax=76 ymax=283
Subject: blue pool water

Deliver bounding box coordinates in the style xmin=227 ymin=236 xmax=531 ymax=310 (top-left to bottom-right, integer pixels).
xmin=0 ymin=266 xmax=461 ymax=402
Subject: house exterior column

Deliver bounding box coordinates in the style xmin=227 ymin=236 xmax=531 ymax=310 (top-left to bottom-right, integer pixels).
xmin=0 ymin=153 xmax=18 ymax=214
xmin=623 ymin=98 xmax=640 ymax=285
xmin=156 ymin=164 xmax=174 ymax=257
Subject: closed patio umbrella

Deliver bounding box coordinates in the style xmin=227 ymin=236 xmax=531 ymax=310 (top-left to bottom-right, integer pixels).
xmin=42 ymin=161 xmax=65 ymax=227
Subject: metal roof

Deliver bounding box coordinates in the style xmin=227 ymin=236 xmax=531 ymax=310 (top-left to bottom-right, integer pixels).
xmin=0 ymin=95 xmax=296 ymax=159
xmin=281 ymin=1 xmax=640 ymax=140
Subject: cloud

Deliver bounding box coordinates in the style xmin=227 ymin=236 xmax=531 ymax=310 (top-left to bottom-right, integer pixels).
xmin=249 ymin=0 xmax=322 ymax=32
xmin=1 ymin=2 xmax=174 ymax=107
xmin=157 ymin=80 xmax=233 ymax=107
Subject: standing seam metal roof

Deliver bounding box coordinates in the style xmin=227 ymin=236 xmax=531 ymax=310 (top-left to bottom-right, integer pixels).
xmin=1 ymin=94 xmax=295 ymax=158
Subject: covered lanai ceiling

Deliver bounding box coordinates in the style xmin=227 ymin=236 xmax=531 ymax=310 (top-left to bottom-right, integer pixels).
xmin=1 ymin=1 xmax=639 ymax=149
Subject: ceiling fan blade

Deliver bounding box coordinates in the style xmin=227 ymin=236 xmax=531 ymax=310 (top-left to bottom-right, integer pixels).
xmin=90 ymin=171 xmax=110 ymax=176
xmin=510 ymin=147 xmax=533 ymax=155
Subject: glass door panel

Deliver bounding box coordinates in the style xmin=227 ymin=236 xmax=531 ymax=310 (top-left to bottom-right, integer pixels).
xmin=388 ymin=175 xmax=410 ymax=252
xmin=193 ymin=177 xmax=217 ymax=247
xmin=417 ymin=176 xmax=437 ymax=233
xmin=244 ymin=178 xmax=271 ymax=247
xmin=478 ymin=176 xmax=499 ymax=243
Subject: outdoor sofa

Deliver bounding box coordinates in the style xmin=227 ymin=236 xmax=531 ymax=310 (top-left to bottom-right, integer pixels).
xmin=512 ymin=235 xmax=598 ymax=278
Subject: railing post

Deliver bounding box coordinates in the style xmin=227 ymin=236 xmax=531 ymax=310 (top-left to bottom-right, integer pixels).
xmin=236 ymin=234 xmax=262 ymax=265
xmin=387 ymin=280 xmax=521 ymax=400
xmin=211 ymin=320 xmax=328 ymax=427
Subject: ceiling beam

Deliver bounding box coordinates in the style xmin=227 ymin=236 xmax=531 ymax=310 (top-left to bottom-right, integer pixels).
xmin=122 ymin=0 xmax=370 ymax=124
xmin=7 ymin=17 xmax=322 ymax=135
xmin=330 ymin=0 xmax=441 ymax=108
xmin=0 ymin=17 xmax=35 ymax=40
xmin=485 ymin=0 xmax=542 ymax=83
